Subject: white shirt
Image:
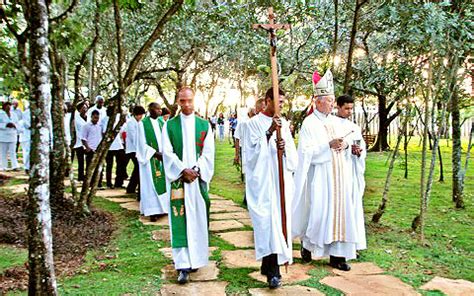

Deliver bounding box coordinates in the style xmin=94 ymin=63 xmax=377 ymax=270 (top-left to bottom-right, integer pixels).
xmin=125 ymin=116 xmax=139 ymax=154
xmin=0 ymin=110 xmax=19 ymax=142
xmin=87 ymin=105 xmax=107 ymax=123
xmin=64 ymin=112 xmax=72 ymax=146
xmin=101 ymin=115 xmax=124 ymax=151
xmin=19 ymin=108 xmax=31 ymax=142
xmin=81 ymin=122 xmax=102 ymax=151
xmin=74 ymin=111 xmax=87 ymax=148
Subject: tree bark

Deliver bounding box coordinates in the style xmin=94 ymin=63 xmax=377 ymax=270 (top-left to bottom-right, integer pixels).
xmin=451 ymin=87 xmax=464 ymax=208
xmin=26 ymin=0 xmax=58 ymax=293
xmin=370 ymin=94 xmax=401 ymax=151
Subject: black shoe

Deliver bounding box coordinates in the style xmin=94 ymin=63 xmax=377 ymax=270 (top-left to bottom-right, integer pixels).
xmin=190 ymin=268 xmax=198 ymax=273
xmin=301 ymin=245 xmax=312 ymax=263
xmin=177 ymin=270 xmax=189 ymax=284
xmin=268 ymin=276 xmax=281 ymax=289
xmin=329 ymin=256 xmax=351 ymax=271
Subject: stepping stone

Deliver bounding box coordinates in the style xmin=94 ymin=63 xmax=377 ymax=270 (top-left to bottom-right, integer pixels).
xmin=217 ymin=231 xmax=254 ymax=248
xmin=420 ymin=276 xmax=474 ymax=296
xmin=152 ymin=229 xmax=171 ymax=242
xmin=211 ymin=199 xmax=238 ymax=206
xmin=249 ymin=285 xmax=324 ymax=295
xmin=211 ymin=211 xmax=250 ymax=221
xmin=332 ymin=262 xmax=384 ymax=276
xmin=139 ymin=215 xmax=169 ymax=226
xmin=160 ymin=281 xmax=227 ymax=296
xmin=209 ymin=194 xmax=226 ymax=200
xmin=210 ymin=220 xmax=245 ymax=232
xmin=4 ymin=183 xmax=28 ymax=193
xmin=239 ymin=218 xmax=253 ymax=227
xmin=119 ymin=201 xmax=140 ymax=211
xmin=320 ymin=274 xmax=420 ymax=295
xmin=221 ymin=250 xmax=260 ymax=268
xmin=95 ymin=188 xmax=132 ymax=197
xmin=249 ymin=263 xmax=313 ymax=284
xmin=161 ymin=261 xmax=219 ymax=282
xmin=210 ymin=205 xmax=246 ymax=213
xmin=159 ymin=247 xmax=218 ymax=260
xmin=104 ymin=197 xmax=137 ymax=203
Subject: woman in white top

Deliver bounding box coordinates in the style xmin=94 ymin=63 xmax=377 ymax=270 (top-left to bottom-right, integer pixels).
xmin=0 ymin=102 xmax=20 ymax=170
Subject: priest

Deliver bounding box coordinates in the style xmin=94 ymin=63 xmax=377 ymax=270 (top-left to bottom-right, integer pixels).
xmin=244 ymin=88 xmax=297 ymax=289
xmin=136 ymin=102 xmax=169 ymax=221
xmin=334 ymin=94 xmax=367 ymax=252
xmin=162 ymin=87 xmax=215 ymax=284
xmin=292 ymin=70 xmax=359 ymax=271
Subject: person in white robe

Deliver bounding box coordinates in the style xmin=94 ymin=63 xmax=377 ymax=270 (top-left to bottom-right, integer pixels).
xmin=74 ymin=102 xmax=88 ymax=181
xmin=125 ymin=105 xmax=146 ymax=195
xmin=292 ymin=70 xmax=358 ymax=271
xmin=0 ymin=102 xmax=20 ymax=170
xmin=136 ymin=102 xmax=169 ymax=219
xmin=244 ymin=88 xmax=297 ymax=289
xmin=162 ymin=87 xmax=214 ymax=284
xmin=64 ymin=102 xmax=73 ymax=147
xmin=19 ymin=103 xmax=31 ymax=172
xmin=334 ymin=94 xmax=367 ymax=251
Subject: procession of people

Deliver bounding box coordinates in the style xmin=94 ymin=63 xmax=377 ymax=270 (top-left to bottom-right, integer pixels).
xmin=0 ymin=70 xmax=367 ymax=289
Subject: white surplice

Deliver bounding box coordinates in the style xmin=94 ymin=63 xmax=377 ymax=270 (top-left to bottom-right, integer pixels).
xmin=136 ymin=117 xmax=169 ymax=216
xmin=162 ymin=113 xmax=215 ymax=270
xmin=244 ymin=113 xmax=297 ymax=265
xmin=292 ymin=110 xmax=359 ymax=260
xmin=334 ymin=116 xmax=367 ymax=250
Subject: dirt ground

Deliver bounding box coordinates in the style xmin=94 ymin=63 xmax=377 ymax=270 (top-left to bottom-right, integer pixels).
xmin=0 ymin=188 xmax=117 ymax=293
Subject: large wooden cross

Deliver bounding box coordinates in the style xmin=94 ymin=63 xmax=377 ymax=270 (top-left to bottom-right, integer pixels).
xmin=252 ymin=7 xmax=291 ymax=264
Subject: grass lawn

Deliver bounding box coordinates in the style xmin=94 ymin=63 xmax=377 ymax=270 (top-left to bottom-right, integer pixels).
xmin=1 ymin=136 xmax=472 ymax=295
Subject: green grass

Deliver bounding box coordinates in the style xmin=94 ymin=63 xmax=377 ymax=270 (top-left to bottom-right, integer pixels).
xmin=1 ymin=136 xmax=472 ymax=295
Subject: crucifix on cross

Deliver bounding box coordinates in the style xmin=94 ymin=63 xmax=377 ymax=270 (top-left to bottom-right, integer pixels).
xmin=252 ymin=7 xmax=291 ymax=268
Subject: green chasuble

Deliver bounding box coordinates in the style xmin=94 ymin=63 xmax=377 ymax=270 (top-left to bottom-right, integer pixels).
xmin=166 ymin=115 xmax=210 ymax=248
xmin=142 ymin=116 xmax=166 ymax=195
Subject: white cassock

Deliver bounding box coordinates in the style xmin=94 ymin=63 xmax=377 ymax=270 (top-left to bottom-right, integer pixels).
xmin=162 ymin=113 xmax=215 ymax=270
xmin=0 ymin=110 xmax=19 ymax=170
xmin=20 ymin=108 xmax=31 ymax=170
xmin=136 ymin=117 xmax=169 ymax=216
xmin=334 ymin=116 xmax=367 ymax=250
xmin=64 ymin=112 xmax=72 ymax=147
xmin=234 ymin=118 xmax=249 ymax=173
xmin=244 ymin=113 xmax=297 ymax=265
xmin=74 ymin=111 xmax=87 ymax=150
xmin=292 ymin=110 xmax=359 ymax=260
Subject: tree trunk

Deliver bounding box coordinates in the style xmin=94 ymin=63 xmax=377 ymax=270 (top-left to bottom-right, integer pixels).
xmin=370 ymin=94 xmax=391 ymax=151
xmin=26 ymin=0 xmax=58 ymax=293
xmin=49 ymin=44 xmax=68 ymax=208
xmin=452 ymin=88 xmax=464 ymax=208
xmin=343 ymin=0 xmax=367 ymax=93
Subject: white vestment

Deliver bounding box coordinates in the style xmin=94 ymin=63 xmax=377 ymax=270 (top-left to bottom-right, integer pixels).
xmin=234 ymin=119 xmax=249 ymax=172
xmin=334 ymin=116 xmax=367 ymax=250
xmin=20 ymin=108 xmax=31 ymax=170
xmin=292 ymin=110 xmax=359 ymax=260
xmin=136 ymin=117 xmax=169 ymax=216
xmin=0 ymin=110 xmax=19 ymax=170
xmin=74 ymin=111 xmax=87 ymax=149
xmin=162 ymin=113 xmax=215 ymax=270
xmin=244 ymin=113 xmax=297 ymax=265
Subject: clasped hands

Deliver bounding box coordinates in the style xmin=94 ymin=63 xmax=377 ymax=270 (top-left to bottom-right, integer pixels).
xmin=267 ymin=117 xmax=285 ymax=150
xmin=181 ymin=168 xmax=199 ymax=184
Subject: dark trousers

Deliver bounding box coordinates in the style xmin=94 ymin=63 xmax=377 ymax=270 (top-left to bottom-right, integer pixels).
xmin=74 ymin=147 xmax=85 ymax=181
xmin=85 ymin=150 xmax=103 ymax=187
xmin=261 ymin=254 xmax=280 ymax=280
xmin=106 ymin=149 xmax=126 ymax=187
xmin=126 ymin=152 xmax=139 ymax=194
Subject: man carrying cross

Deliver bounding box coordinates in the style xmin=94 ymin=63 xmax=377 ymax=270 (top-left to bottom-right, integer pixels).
xmin=162 ymin=87 xmax=215 ymax=284
xmin=244 ymin=88 xmax=297 ymax=288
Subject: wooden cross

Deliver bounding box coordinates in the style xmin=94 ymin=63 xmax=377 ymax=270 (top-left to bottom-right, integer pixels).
xmin=252 ymin=7 xmax=291 ymax=268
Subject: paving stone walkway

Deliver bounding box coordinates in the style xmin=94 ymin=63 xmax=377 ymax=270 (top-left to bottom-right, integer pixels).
xmin=2 ymin=171 xmax=471 ymax=296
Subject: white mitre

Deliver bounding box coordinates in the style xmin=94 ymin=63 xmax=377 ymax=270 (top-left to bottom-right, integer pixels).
xmin=312 ymin=70 xmax=334 ymax=96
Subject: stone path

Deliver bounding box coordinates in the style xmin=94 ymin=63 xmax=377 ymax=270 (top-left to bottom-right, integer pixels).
xmin=2 ymin=171 xmax=470 ymax=296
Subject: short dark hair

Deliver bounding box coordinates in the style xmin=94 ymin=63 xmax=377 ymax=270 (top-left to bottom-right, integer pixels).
xmin=161 ymin=107 xmax=170 ymax=116
xmin=76 ymin=102 xmax=86 ymax=111
xmin=265 ymin=87 xmax=285 ymax=101
xmin=148 ymin=102 xmax=159 ymax=109
xmin=336 ymin=94 xmax=354 ymax=107
xmin=91 ymin=110 xmax=100 ymax=116
xmin=133 ymin=105 xmax=146 ymax=116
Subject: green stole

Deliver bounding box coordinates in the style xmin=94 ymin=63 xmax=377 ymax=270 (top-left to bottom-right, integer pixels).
xmin=142 ymin=116 xmax=166 ymax=195
xmin=166 ymin=114 xmax=210 ymax=248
